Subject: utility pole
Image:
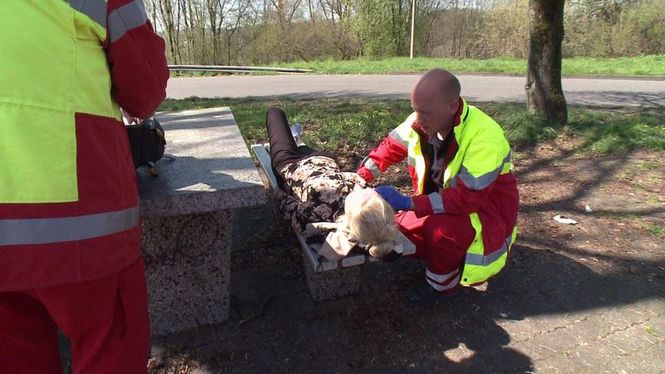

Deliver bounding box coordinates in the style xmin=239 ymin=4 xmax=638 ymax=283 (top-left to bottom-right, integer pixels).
xmin=410 ymin=0 xmax=416 ymax=59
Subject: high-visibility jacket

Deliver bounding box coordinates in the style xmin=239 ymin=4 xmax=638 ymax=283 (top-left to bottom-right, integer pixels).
xmin=0 ymin=0 xmax=169 ymax=291
xmin=357 ymin=98 xmax=519 ymax=285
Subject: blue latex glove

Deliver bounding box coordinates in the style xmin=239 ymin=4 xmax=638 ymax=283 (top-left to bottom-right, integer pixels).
xmin=375 ymin=186 xmax=413 ymax=211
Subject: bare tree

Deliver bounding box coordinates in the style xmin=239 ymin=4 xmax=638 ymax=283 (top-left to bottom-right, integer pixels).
xmin=525 ymin=0 xmax=567 ymax=125
xmin=153 ymin=0 xmax=182 ymax=63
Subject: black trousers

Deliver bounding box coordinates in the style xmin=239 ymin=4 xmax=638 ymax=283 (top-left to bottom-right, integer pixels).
xmin=266 ymin=107 xmax=332 ymax=187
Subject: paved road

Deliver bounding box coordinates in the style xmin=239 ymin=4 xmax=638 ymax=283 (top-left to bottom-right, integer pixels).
xmin=167 ymin=74 xmax=665 ymax=108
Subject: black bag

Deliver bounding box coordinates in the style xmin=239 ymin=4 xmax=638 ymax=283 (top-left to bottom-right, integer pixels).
xmin=126 ymin=117 xmax=166 ymax=170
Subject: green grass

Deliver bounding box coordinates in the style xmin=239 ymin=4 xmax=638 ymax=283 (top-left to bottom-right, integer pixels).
xmin=646 ymin=225 xmax=665 ymax=238
xmin=563 ymin=55 xmax=665 ymax=77
xmin=567 ymin=110 xmax=665 ymax=154
xmin=275 ymin=57 xmax=527 ymax=75
xmin=159 ymin=97 xmax=665 ymax=155
xmin=273 ymin=55 xmax=665 ymax=77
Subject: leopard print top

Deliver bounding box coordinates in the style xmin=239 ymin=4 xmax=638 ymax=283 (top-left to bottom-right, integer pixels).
xmin=278 ymin=156 xmax=366 ymax=231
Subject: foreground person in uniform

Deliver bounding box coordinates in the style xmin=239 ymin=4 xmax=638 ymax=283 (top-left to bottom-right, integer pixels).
xmin=0 ymin=1 xmax=168 ymax=372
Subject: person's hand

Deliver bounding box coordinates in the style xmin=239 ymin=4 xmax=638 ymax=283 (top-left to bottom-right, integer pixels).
xmin=374 ymin=186 xmax=413 ymax=211
xmin=120 ymin=108 xmax=140 ymax=125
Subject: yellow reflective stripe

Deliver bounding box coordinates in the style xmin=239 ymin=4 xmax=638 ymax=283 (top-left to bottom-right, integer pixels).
xmin=411 ymin=145 xmax=427 ymax=194
xmin=501 ymin=160 xmax=513 ymax=174
xmin=443 ymin=166 xmax=455 ymax=187
xmin=108 ymin=0 xmax=148 ymax=43
xmin=0 ymin=207 xmax=139 ymax=246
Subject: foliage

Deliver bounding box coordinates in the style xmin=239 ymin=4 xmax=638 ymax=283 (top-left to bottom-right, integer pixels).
xmin=352 ymin=0 xmax=411 ymax=59
xmin=564 ymin=0 xmax=665 ymax=57
xmin=146 ymin=0 xmax=665 ymax=65
xmin=476 ymin=0 xmax=529 ymax=58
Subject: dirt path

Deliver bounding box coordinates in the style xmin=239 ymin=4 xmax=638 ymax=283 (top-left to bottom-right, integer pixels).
xmin=149 ymin=140 xmax=665 ymax=373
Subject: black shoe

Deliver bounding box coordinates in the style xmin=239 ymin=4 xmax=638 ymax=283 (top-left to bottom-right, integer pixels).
xmin=405 ymin=283 xmax=444 ymax=307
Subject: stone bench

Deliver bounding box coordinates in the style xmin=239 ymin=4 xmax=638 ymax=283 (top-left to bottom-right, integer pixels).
xmin=251 ymin=143 xmax=415 ymax=301
xmin=138 ymin=107 xmax=265 ymax=336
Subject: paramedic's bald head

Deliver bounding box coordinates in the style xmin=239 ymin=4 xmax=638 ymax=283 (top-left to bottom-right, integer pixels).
xmin=413 ymin=69 xmax=461 ymax=103
xmin=411 ymin=69 xmax=462 ymax=137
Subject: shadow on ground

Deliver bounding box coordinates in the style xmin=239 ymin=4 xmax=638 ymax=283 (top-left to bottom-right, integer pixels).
xmin=147 ymin=142 xmax=664 ymax=373
xmin=149 ymin=216 xmax=664 ymax=372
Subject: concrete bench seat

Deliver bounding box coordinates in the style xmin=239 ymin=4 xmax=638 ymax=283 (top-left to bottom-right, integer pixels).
xmin=139 ymin=107 xmax=265 ymax=336
xmin=251 ymin=143 xmax=415 ymax=301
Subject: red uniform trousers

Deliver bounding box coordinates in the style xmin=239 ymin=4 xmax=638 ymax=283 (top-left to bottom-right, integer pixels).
xmin=0 ymin=258 xmax=149 ymax=374
xmin=395 ymin=211 xmax=476 ymax=293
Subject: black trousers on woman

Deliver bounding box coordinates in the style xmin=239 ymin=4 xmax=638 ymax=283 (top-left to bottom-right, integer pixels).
xmin=266 ymin=107 xmax=333 ymax=187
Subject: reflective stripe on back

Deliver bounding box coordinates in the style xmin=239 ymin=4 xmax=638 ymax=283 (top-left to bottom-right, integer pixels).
xmin=455 ymin=151 xmax=512 ymax=190
xmin=108 ymin=0 xmax=149 ymax=43
xmin=66 ymin=0 xmax=107 ymax=28
xmin=0 ymin=206 xmax=139 ymax=246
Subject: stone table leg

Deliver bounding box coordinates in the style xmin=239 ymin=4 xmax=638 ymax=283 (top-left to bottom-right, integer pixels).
xmin=141 ymin=210 xmax=232 ymax=336
xmin=302 ymin=252 xmax=361 ymax=302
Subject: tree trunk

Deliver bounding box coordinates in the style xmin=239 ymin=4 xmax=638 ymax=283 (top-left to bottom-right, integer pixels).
xmin=525 ymin=0 xmax=567 ymax=125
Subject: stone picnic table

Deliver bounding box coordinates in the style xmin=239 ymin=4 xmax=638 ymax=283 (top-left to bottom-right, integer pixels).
xmin=137 ymin=107 xmax=265 ymax=336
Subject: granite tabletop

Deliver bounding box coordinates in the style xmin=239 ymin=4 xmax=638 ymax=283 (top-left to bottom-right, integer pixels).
xmin=138 ymin=107 xmax=266 ymax=218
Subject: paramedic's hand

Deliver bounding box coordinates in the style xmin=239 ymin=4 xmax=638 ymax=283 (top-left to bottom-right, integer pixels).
xmin=120 ymin=108 xmax=139 ymax=125
xmin=375 ymin=186 xmax=414 ymax=211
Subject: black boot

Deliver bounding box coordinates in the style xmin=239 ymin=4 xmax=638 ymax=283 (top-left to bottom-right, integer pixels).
xmin=405 ymin=283 xmax=445 ymax=307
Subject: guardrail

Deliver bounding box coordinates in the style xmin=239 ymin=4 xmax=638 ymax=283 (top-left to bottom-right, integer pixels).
xmin=168 ymin=65 xmax=312 ymax=74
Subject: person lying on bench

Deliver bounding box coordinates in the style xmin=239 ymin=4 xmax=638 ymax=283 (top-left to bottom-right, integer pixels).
xmin=266 ymin=107 xmax=398 ymax=261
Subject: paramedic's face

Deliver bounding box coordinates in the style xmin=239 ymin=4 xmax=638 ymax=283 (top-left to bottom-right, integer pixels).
xmin=345 ymin=184 xmax=377 ymax=213
xmin=411 ymin=84 xmax=458 ymax=137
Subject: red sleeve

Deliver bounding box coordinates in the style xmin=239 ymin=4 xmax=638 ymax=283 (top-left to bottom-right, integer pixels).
xmin=105 ymin=0 xmax=169 ymax=118
xmin=356 ymin=135 xmax=408 ymax=183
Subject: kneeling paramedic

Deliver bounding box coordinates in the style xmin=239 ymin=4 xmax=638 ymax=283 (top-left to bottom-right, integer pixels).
xmin=357 ymin=69 xmax=519 ymax=305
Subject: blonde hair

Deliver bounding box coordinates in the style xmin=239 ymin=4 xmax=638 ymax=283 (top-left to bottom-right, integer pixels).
xmin=342 ymin=193 xmax=399 ymax=257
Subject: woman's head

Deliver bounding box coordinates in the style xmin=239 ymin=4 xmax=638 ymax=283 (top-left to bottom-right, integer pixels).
xmin=343 ymin=185 xmax=399 ymax=257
